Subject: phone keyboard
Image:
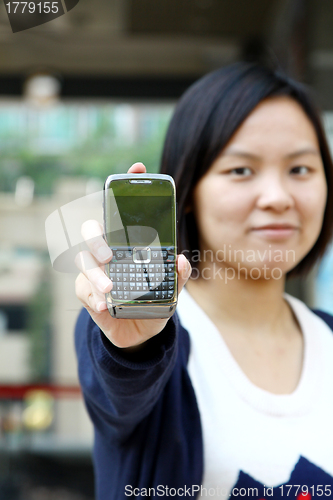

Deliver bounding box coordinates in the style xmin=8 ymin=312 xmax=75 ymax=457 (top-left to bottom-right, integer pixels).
xmin=108 ymin=246 xmax=176 ymax=301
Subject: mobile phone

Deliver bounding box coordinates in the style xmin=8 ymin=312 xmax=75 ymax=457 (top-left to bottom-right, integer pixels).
xmin=103 ymin=173 xmax=177 ymax=319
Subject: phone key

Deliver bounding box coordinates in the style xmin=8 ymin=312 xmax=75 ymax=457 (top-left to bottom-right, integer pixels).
xmin=142 ymin=285 xmax=148 ymax=291
xmin=109 ymin=272 xmax=116 ymax=281
xmin=162 ymin=282 xmax=168 ymax=290
xmin=115 ymin=251 xmax=124 ymax=259
xmin=116 ymin=275 xmax=123 ymax=282
xmin=111 ymin=291 xmax=118 ymax=298
xmin=116 ymin=284 xmax=123 ymax=291
xmin=168 ymin=263 xmax=175 ymax=271
xmin=123 ymin=293 xmax=130 ymax=300
xmin=155 ymin=284 xmax=163 ymax=291
xmin=168 ymin=284 xmax=174 ymax=290
xmin=132 ymin=291 xmax=154 ymax=300
xmin=167 ymin=290 xmax=174 ymax=298
xmin=118 ymin=292 xmax=124 ymax=299
xmin=129 ymin=264 xmax=136 ymax=270
xmin=155 ymin=273 xmax=162 ymax=281
xmin=136 ymin=264 xmax=142 ymax=271
xmin=123 ymin=273 xmax=129 ymax=282
xmin=130 ymin=274 xmax=136 ymax=281
xmin=136 ymin=284 xmax=143 ymax=291
xmin=161 ymin=291 xmax=167 ymax=299
xmin=151 ymin=251 xmax=159 ymax=259
xmin=123 ymin=285 xmax=129 ymax=291
xmin=109 ymin=265 xmax=116 ymax=273
xmin=155 ymin=291 xmax=161 ymax=299
xmin=166 ymin=255 xmax=175 ymax=262
xmin=130 ymin=285 xmax=135 ymax=291
xmin=116 ymin=264 xmax=123 ymax=272
xmin=161 ymin=251 xmax=168 ymax=259
xmin=122 ymin=264 xmax=129 ymax=272
xmin=125 ymin=251 xmax=132 ymax=259
xmin=149 ymin=282 xmax=156 ymax=289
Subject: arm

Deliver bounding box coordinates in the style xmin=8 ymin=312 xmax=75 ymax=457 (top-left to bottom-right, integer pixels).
xmin=75 ymin=308 xmax=179 ymax=440
xmin=75 ymin=309 xmax=204 ymax=497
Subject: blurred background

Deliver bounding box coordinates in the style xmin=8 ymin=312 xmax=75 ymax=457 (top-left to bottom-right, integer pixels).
xmin=0 ymin=0 xmax=333 ymax=498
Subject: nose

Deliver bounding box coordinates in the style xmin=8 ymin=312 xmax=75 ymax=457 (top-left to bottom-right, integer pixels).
xmin=256 ymin=172 xmax=294 ymax=213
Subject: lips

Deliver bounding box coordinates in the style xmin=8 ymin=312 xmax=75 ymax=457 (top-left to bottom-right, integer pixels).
xmin=253 ymin=223 xmax=298 ymax=230
xmin=250 ymin=223 xmax=299 ymax=240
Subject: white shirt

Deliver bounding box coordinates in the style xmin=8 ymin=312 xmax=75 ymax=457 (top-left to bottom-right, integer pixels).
xmin=177 ymin=289 xmax=333 ymax=498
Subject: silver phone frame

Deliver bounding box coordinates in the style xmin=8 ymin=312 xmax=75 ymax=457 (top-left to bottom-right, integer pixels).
xmin=103 ymin=173 xmax=177 ymax=319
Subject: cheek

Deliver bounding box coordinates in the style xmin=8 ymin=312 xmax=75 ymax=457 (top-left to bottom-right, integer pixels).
xmin=194 ymin=179 xmax=251 ymax=229
xmin=297 ymin=181 xmax=327 ymax=234
xmin=299 ymin=182 xmax=327 ymax=220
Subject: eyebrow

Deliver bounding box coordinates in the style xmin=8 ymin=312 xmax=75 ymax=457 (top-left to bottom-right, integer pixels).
xmin=222 ymin=147 xmax=321 ymax=160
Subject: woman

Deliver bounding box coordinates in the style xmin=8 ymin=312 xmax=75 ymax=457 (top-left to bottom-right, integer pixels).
xmin=74 ymin=63 xmax=333 ymax=499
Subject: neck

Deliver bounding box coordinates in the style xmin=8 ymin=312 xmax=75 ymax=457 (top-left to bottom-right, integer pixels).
xmin=185 ymin=263 xmax=295 ymax=337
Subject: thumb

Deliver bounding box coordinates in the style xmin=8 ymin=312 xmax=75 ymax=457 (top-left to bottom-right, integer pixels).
xmin=176 ymin=254 xmax=192 ymax=294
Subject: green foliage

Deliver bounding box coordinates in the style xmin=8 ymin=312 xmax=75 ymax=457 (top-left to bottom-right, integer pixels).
xmin=26 ymin=262 xmax=52 ymax=382
xmin=0 ymin=104 xmax=173 ymax=194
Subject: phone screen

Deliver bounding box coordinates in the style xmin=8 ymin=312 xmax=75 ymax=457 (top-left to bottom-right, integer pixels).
xmin=105 ymin=179 xmax=175 ymax=249
xmin=104 ymin=177 xmax=176 ymax=304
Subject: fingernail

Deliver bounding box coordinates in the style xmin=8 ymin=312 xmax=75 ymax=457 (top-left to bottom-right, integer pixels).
xmin=97 ymin=301 xmax=107 ymax=312
xmin=97 ymin=246 xmax=112 ymax=261
xmin=97 ymin=275 xmax=111 ymax=292
xmin=182 ymin=262 xmax=191 ymax=280
xmin=186 ymin=262 xmax=192 ymax=278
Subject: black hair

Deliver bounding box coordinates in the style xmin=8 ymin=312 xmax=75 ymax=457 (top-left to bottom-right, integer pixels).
xmin=160 ymin=62 xmax=333 ymax=278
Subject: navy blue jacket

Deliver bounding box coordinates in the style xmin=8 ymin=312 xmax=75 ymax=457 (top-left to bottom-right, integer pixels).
xmin=75 ymin=307 xmax=333 ymax=500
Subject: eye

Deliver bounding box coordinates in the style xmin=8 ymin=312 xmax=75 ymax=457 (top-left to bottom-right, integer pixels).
xmin=228 ymin=167 xmax=253 ymax=176
xmin=290 ymin=165 xmax=310 ymax=175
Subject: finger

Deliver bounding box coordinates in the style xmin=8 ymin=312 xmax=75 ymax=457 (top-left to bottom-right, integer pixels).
xmin=81 ymin=220 xmax=113 ymax=264
xmin=176 ymin=254 xmax=192 ymax=294
xmin=127 ymin=162 xmax=146 ymax=174
xmin=75 ymin=273 xmax=108 ymax=313
xmin=75 ymin=250 xmax=112 ymax=293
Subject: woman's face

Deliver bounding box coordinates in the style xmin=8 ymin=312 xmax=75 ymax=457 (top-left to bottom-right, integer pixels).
xmin=193 ymin=96 xmax=327 ymax=278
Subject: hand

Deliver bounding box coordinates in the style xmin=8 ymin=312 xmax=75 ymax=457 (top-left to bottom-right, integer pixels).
xmin=75 ymin=162 xmax=191 ymax=349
